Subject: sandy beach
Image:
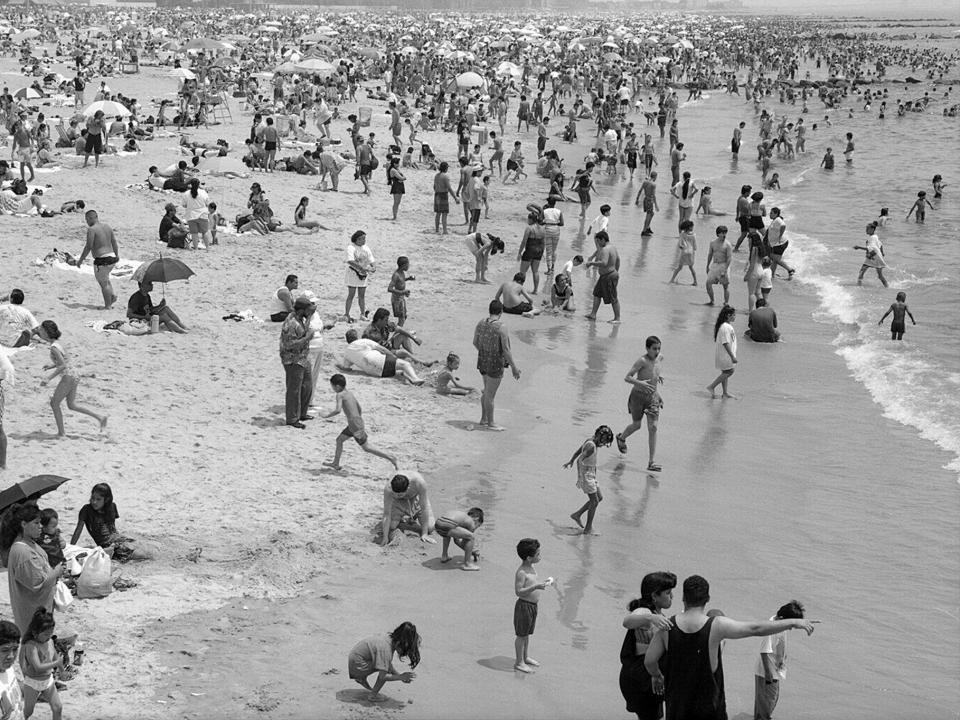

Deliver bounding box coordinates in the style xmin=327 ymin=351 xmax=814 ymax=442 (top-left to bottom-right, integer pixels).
xmin=0 ymin=12 xmax=957 ymax=720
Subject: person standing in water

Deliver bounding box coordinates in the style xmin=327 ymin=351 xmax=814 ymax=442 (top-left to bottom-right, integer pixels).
xmin=616 ymin=336 xmax=664 ymax=472
xmin=707 ymin=306 xmax=738 ymax=399
xmin=854 ymin=222 xmax=888 ymax=287
xmin=878 ymin=292 xmax=916 ymax=340
xmin=563 ymin=425 xmax=614 ymax=535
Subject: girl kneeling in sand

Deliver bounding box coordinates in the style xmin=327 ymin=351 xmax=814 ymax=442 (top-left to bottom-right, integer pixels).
xmin=347 ymin=622 xmax=420 ymax=702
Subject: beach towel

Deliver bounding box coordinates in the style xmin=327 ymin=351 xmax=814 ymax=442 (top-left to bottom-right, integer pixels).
xmin=84 ymin=320 xmax=130 ymax=336
xmin=37 ymin=256 xmax=142 ymax=278
xmin=221 ymin=309 xmax=263 ymax=323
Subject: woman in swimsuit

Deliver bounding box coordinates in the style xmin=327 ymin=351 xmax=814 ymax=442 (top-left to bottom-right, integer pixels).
xmin=39 ymin=320 xmax=107 ymax=437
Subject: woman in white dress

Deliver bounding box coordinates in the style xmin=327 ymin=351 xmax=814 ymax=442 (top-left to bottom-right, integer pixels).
xmin=707 ymin=305 xmax=738 ymax=399
xmin=344 ymin=230 xmax=376 ymax=322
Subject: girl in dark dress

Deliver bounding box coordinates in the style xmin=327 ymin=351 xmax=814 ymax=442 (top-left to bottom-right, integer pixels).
xmin=619 ymin=572 xmax=677 ymax=720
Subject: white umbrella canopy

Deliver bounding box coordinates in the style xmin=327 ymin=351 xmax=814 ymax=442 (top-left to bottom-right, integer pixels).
xmin=168 ymin=67 xmax=196 ymax=80
xmin=84 ymin=100 xmax=131 ymax=118
xmin=294 ymin=58 xmax=335 ymax=75
xmin=451 ymin=71 xmax=486 ymax=89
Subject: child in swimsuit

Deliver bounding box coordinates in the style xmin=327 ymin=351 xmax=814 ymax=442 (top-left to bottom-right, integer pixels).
xmin=436 ymin=353 xmax=474 ymax=396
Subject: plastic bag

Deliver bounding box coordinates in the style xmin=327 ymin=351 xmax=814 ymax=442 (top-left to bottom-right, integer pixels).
xmin=53 ymin=580 xmax=74 ymax=611
xmin=76 ymin=547 xmax=112 ymax=599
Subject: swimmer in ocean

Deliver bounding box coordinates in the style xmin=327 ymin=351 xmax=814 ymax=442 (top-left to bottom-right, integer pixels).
xmin=878 ymin=292 xmax=916 ymax=341
xmin=905 ymin=191 xmax=934 ymax=224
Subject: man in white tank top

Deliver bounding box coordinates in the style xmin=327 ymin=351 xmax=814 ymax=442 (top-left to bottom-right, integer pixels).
xmin=269 ymin=274 xmax=299 ymax=322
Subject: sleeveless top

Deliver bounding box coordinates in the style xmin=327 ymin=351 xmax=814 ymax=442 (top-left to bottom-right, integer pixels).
xmin=664 ymin=615 xmax=727 ymax=720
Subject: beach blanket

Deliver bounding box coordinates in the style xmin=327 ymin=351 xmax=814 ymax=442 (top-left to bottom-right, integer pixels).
xmin=125 ymin=182 xmax=178 ymax=195
xmin=222 ymin=309 xmax=263 ymax=323
xmin=84 ymin=320 xmax=129 ymax=336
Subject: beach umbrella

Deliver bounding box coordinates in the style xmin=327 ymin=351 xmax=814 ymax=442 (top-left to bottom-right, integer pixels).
xmin=83 ymin=100 xmax=131 ymax=118
xmin=12 ymin=28 xmax=40 ymax=41
xmin=274 ymin=61 xmax=297 ymax=74
xmin=132 ymin=257 xmax=195 ymax=286
xmin=644 ymin=36 xmax=660 ymax=45
xmin=160 ymin=40 xmax=180 ymax=51
xmin=257 ymin=25 xmax=280 ymax=33
xmin=453 ymin=71 xmax=485 ymax=89
xmin=301 ymin=32 xmax=330 ymax=43
xmin=13 ymin=87 xmax=41 ymax=100
xmin=602 ymin=41 xmax=619 ymax=49
xmin=211 ymin=56 xmax=238 ymax=68
xmin=602 ymin=52 xmax=622 ymax=63
xmin=0 ymin=475 xmax=70 ymax=513
xmin=294 ymin=58 xmax=335 ymax=76
xmin=579 ymin=36 xmax=603 ymax=45
xmin=399 ymin=45 xmax=419 ymax=57
xmin=495 ymin=61 xmax=521 ymax=79
xmin=168 ymin=67 xmax=196 ymax=80
xmin=653 ymin=56 xmax=670 ymax=64
xmin=183 ymin=38 xmax=226 ymax=52
xmin=354 ymin=47 xmax=382 ymax=60
xmin=674 ymin=39 xmax=694 ymax=50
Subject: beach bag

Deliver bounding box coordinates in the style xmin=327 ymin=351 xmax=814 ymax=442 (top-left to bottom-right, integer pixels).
xmin=53 ymin=580 xmax=74 ymax=612
xmin=76 ymin=547 xmax=112 ymax=599
xmin=369 ymin=154 xmax=379 ymax=170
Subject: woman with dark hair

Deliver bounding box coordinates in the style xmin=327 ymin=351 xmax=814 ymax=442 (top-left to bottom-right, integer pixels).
xmin=620 ymin=572 xmax=677 ymax=720
xmin=670 ymin=170 xmax=698 ymax=225
xmin=348 ymin=621 xmax=420 ymax=702
xmin=707 ymin=305 xmax=738 ymax=399
xmin=388 ymin=156 xmax=406 ymax=221
xmin=182 ymin=177 xmax=211 ymax=250
xmin=1 ymin=504 xmax=61 ymax=632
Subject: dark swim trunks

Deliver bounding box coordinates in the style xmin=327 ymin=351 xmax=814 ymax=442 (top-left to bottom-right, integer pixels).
xmin=503 ymin=302 xmax=533 ymax=315
xmin=593 ymin=271 xmax=619 ymax=304
xmin=434 ymin=516 xmax=459 ymax=538
xmin=514 ymin=598 xmax=538 ymax=637
xmin=380 ymin=356 xmax=397 ymax=378
xmin=521 ymin=239 xmax=544 ymax=262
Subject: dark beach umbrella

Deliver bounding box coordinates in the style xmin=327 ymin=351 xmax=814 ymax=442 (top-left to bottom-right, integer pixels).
xmin=132 ymin=257 xmax=195 ymax=285
xmin=0 ymin=475 xmax=70 ymax=513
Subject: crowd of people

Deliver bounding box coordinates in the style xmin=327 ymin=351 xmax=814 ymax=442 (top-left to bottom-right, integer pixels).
xmin=0 ymin=5 xmax=954 ymax=717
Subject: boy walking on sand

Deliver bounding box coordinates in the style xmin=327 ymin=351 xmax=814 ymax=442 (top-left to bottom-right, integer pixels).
xmin=878 ymin=292 xmax=916 ymax=340
xmin=322 ymin=374 xmax=398 ymax=470
xmin=754 ymin=600 xmax=808 ymax=720
xmin=563 ymin=425 xmax=614 ymax=535
xmin=514 ymin=538 xmax=553 ymax=673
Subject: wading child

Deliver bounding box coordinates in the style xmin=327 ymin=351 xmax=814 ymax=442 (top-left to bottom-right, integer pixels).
xmin=754 ymin=600 xmax=807 ymax=720
xmin=504 ymin=141 xmax=526 ymax=183
xmin=514 ymin=538 xmax=552 ymax=673
xmin=878 ymin=291 xmax=916 ymax=340
xmin=387 ymin=256 xmax=413 ymax=327
xmin=669 ymin=220 xmax=698 ymax=286
xmin=322 ymin=374 xmax=398 ymax=470
xmin=39 ymin=320 xmax=108 ymax=437
xmin=549 ymin=273 xmax=575 ymax=311
xmin=347 ymin=621 xmax=420 ymax=702
xmin=905 ymin=191 xmax=934 ymax=223
xmin=616 ymin=336 xmax=664 ymax=471
xmin=20 ymin=609 xmax=63 ymax=720
xmin=435 ymin=353 xmax=475 ymax=396
xmin=563 ymin=425 xmax=614 ymax=535
xmin=436 ymin=507 xmax=484 ymax=570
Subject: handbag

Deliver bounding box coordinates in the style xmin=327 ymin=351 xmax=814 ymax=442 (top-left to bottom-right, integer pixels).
xmin=53 ymin=580 xmax=74 ymax=612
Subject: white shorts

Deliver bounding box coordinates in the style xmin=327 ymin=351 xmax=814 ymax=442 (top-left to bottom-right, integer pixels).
xmin=23 ymin=674 xmax=53 ymax=693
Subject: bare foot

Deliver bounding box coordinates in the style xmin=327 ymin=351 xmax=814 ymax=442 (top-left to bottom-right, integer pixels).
xmin=368 ymin=693 xmax=387 ymax=702
xmin=608 ymin=319 xmax=621 ymax=324
xmin=524 ymin=657 xmax=540 ymax=667
xmin=420 ymin=536 xmax=437 ymax=544
xmin=461 ymin=564 xmax=480 ymax=571
xmin=514 ymin=663 xmax=534 ymax=673
xmin=99 ymin=417 xmax=108 ymax=432
xmin=569 ymin=513 xmax=584 ymax=529
xmin=322 ymin=460 xmax=342 ymax=470
xmin=721 ymin=393 xmax=738 ymax=399
xmin=706 ymin=386 xmax=717 ymax=398
xmin=440 ymin=556 xmax=451 ymax=563
xmin=584 ymin=315 xmax=596 ymax=321
xmin=486 ymin=425 xmax=505 ymax=432
xmin=581 ymin=528 xmax=600 ymax=536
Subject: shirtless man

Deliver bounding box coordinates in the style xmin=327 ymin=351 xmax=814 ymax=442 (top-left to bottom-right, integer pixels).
xmin=733 ymin=184 xmax=752 ymax=251
xmin=585 ymin=231 xmax=621 ymax=323
xmin=77 ymin=210 xmax=119 ymax=309
xmin=495 ymin=273 xmax=541 ymax=318
xmin=436 ymin=508 xmax=484 ymax=571
xmin=704 ymin=226 xmax=733 ymax=306
xmin=380 ymin=471 xmax=436 ymax=546
xmin=635 ymin=171 xmax=659 ymax=236
xmin=615 ymin=336 xmax=663 ymax=472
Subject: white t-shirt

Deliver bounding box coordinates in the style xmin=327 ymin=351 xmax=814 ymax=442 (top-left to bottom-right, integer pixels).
xmin=0 ymin=350 xmax=14 ymax=385
xmin=759 ymin=267 xmax=773 ymax=290
xmin=182 ymin=188 xmax=210 ymax=221
xmin=0 ymin=304 xmax=38 ymax=347
xmin=672 ymin=180 xmax=698 ymax=208
xmin=345 ymin=243 xmax=375 ymax=288
xmin=343 ymin=338 xmax=386 ymax=377
xmin=715 ymin=322 xmax=737 ymax=370
xmin=767 ymin=216 xmax=786 ymax=247
xmin=591 ymin=214 xmax=609 ymax=234
xmin=754 ymin=617 xmax=787 ymax=680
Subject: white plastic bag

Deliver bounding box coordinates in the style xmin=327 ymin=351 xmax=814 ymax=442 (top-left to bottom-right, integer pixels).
xmin=53 ymin=580 xmax=74 ymax=611
xmin=76 ymin=547 xmax=112 ymax=599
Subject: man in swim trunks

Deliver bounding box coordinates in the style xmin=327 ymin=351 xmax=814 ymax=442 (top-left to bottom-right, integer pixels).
xmin=77 ymin=209 xmax=119 ymax=309
xmin=585 ymin=231 xmax=621 ymax=323
xmin=704 ymin=226 xmax=733 ymax=306
xmin=495 ymin=273 xmax=540 ymax=318
xmin=615 ymin=336 xmax=663 ymax=472
xmin=436 ymin=507 xmax=484 ymax=571
xmin=733 ymin=185 xmax=752 ymax=251
xmin=323 ymin=373 xmax=398 ymax=470
xmin=341 ymin=329 xmax=424 ymax=384
xmin=635 ymin=171 xmax=659 ymax=236
xmin=83 ymin=110 xmax=106 ymax=168
xmin=380 ymin=471 xmax=436 ymax=546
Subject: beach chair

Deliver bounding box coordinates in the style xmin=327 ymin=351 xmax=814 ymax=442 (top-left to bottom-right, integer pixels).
xmin=358 ymin=106 xmax=372 ymax=127
xmin=54 ymin=124 xmax=72 ymax=148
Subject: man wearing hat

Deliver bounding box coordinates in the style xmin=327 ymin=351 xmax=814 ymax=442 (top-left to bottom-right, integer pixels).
xmin=279 ymin=296 xmax=318 ymax=429
xmin=159 ymin=202 xmax=188 ymax=248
